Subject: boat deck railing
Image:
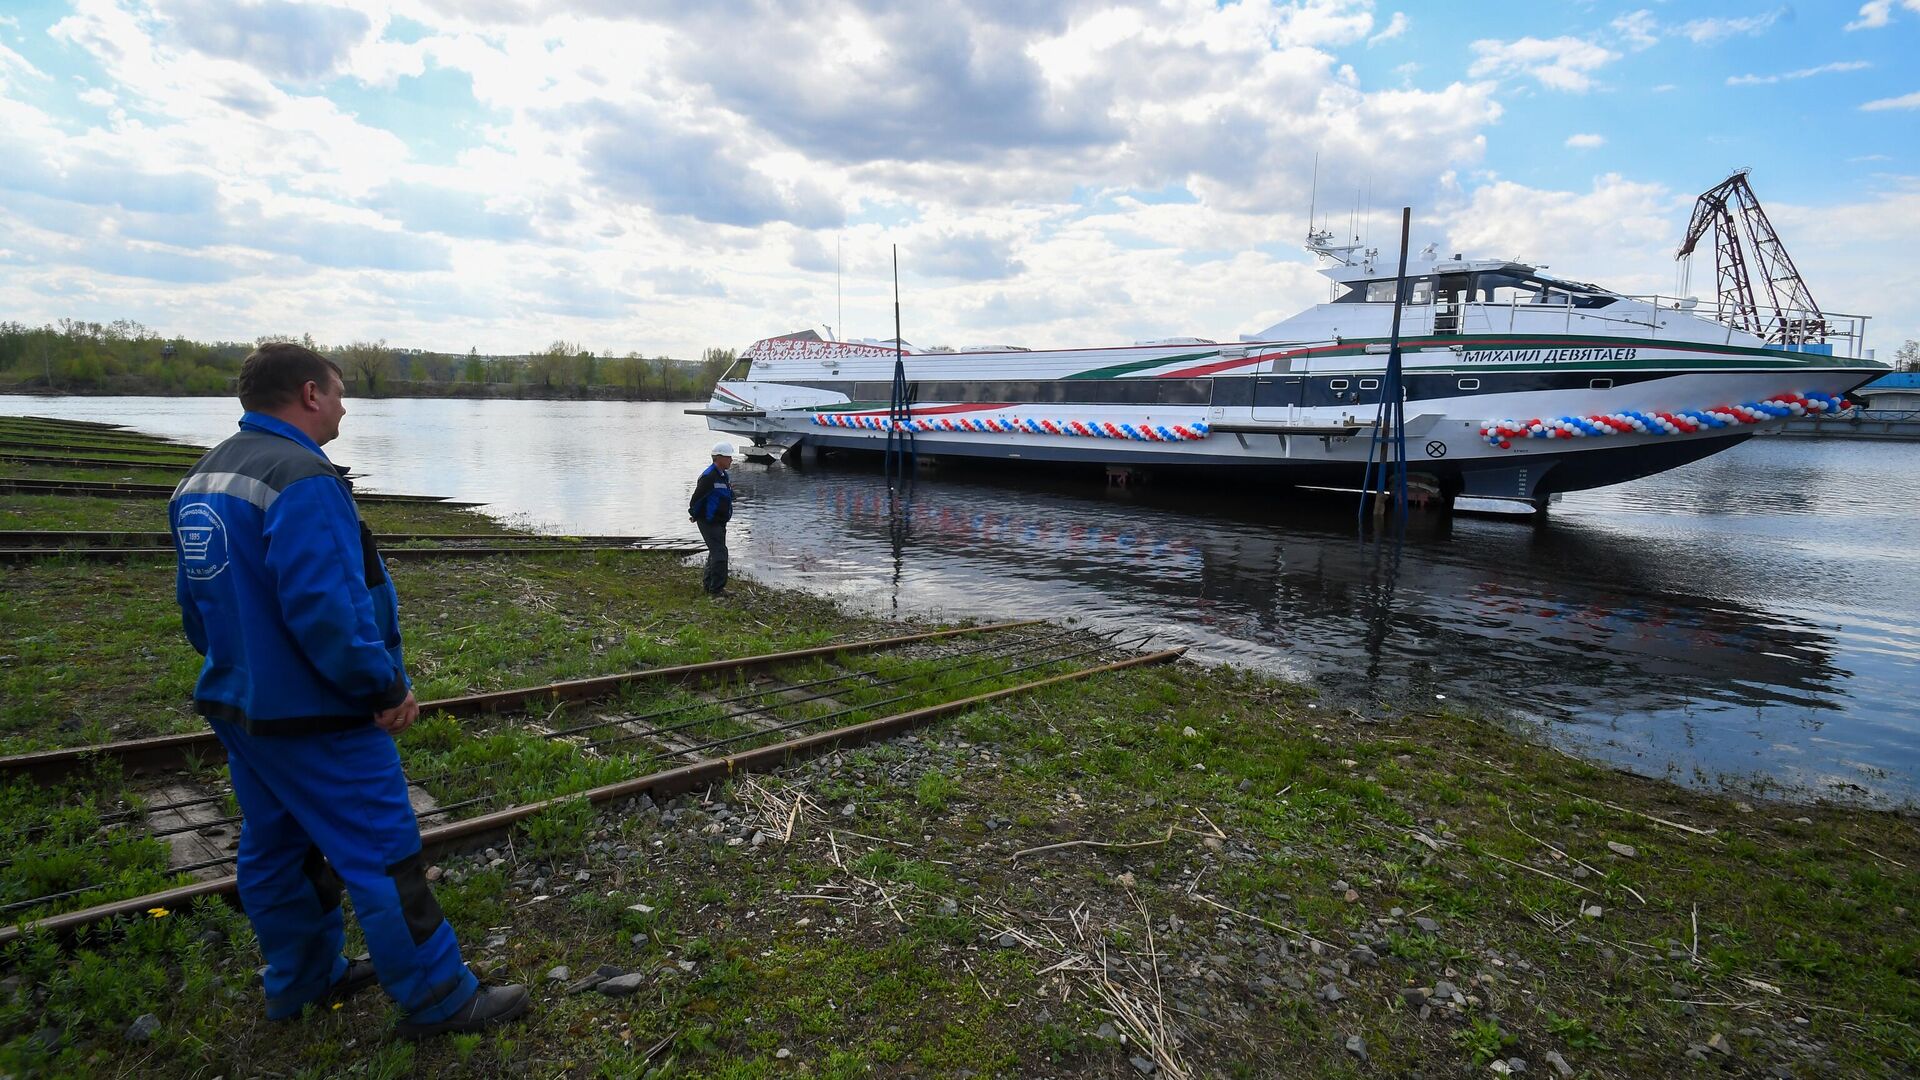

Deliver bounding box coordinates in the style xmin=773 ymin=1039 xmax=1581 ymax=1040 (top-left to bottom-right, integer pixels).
xmin=1448 ymin=295 xmax=1872 ymax=360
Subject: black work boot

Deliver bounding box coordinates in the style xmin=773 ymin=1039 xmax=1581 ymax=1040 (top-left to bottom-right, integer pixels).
xmin=268 ymin=956 xmax=380 ymax=1022
xmin=394 ymin=984 xmax=531 ymax=1040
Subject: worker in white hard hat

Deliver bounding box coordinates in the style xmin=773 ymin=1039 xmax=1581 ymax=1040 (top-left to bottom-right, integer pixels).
xmin=687 ymin=441 xmax=736 ymax=597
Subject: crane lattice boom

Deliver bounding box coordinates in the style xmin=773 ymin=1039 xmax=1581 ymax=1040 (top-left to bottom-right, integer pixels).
xmin=1676 ymin=171 xmax=1826 ymax=345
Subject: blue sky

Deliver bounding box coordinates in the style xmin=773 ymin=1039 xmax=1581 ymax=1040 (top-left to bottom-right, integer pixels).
xmin=1 ymin=1 xmax=1916 ymax=357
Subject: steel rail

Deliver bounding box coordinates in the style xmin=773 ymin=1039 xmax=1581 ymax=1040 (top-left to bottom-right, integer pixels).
xmin=0 ymin=645 xmax=1183 ymax=942
xmin=11 ymin=630 xmax=1121 ymax=907
xmin=544 ymin=623 xmax=1091 ymax=740
xmin=0 ymin=530 xmax=687 ymax=547
xmin=5 ymin=416 xmax=128 ymax=431
xmin=649 ymin=632 xmax=1154 ymax=760
xmin=0 ymin=620 xmax=1044 ymax=782
xmin=23 ymin=624 xmax=1080 ymax=836
xmin=0 ymin=449 xmax=202 ymax=466
xmin=579 ymin=630 xmax=1143 ymax=760
xmin=0 ymin=544 xmax=703 ymax=562
xmin=0 ymin=436 xmax=201 ymax=452
xmin=0 ymin=476 xmax=477 ymax=505
xmin=381 ymin=628 xmax=1111 ymax=822
xmin=80 ymin=627 xmax=1088 ymax=847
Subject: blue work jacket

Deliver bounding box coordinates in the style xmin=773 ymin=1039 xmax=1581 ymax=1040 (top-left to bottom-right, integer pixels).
xmin=169 ymin=413 xmax=410 ymax=734
xmin=688 ymin=463 xmax=733 ymax=525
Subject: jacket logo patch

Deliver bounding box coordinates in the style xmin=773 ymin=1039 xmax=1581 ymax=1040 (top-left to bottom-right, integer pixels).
xmin=176 ymin=502 xmax=230 ymax=580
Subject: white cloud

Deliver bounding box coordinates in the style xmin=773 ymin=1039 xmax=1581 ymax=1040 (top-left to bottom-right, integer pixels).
xmin=1846 ymin=1 xmax=1920 ymax=31
xmin=1433 ymin=174 xmax=1920 ymax=351
xmin=1861 ymin=90 xmax=1920 ymax=110
xmin=1727 ymin=60 xmax=1872 ymax=86
xmin=1367 ymin=12 xmax=1408 ymax=46
xmin=156 ymin=0 xmax=375 ymax=82
xmin=24 ymin=0 xmax=1906 ymax=362
xmin=1678 ymin=9 xmax=1786 ymax=44
xmin=0 ymin=42 xmax=49 ymax=91
xmin=1565 ymin=133 xmax=1605 ymax=149
xmin=1611 ymin=10 xmax=1660 ymax=50
xmin=1468 ymin=36 xmax=1619 ymax=93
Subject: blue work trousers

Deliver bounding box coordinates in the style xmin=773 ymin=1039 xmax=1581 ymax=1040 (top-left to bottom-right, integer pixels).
xmin=211 ymin=719 xmax=477 ymax=1021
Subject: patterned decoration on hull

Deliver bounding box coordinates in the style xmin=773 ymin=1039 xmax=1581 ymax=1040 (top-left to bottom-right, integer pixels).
xmin=812 ymin=413 xmax=1211 ymax=442
xmin=1478 ymin=391 xmax=1850 ymax=450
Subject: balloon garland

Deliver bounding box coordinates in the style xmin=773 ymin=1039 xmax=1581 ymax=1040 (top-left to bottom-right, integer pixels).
xmin=812 ymin=413 xmax=1211 ymax=442
xmin=1479 ymin=391 xmax=1849 ymax=450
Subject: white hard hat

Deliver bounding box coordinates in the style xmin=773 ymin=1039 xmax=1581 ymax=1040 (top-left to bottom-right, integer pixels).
xmin=712 ymin=441 xmax=737 ymax=457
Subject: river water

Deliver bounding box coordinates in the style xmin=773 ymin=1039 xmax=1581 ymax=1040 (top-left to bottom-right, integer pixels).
xmin=8 ymin=396 xmax=1918 ymax=806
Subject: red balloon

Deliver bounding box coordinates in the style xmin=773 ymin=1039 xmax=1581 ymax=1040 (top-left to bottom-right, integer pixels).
xmin=1499 ymin=440 xmax=1512 ymax=449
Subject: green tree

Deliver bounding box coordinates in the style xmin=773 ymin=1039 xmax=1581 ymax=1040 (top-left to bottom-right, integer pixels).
xmin=336 ymin=341 xmax=392 ymax=396
xmin=1897 ymin=339 xmax=1919 ymax=373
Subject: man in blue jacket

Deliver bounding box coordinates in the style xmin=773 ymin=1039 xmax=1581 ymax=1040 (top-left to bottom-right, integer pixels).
xmin=688 ymin=441 xmax=735 ymax=596
xmin=170 ymin=342 xmax=528 ymax=1037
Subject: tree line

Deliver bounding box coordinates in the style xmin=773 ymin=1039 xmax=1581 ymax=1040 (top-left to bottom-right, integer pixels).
xmin=0 ymin=320 xmax=737 ymax=401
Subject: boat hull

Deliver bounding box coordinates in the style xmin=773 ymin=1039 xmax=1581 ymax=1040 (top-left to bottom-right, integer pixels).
xmin=702 ymin=334 xmax=1885 ymax=503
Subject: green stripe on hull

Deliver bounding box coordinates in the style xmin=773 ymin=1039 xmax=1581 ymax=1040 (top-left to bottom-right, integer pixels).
xmin=1064 ymin=334 xmax=1872 ymax=380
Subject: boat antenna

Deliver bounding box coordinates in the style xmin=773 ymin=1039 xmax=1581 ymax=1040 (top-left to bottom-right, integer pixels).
xmin=836 ymin=234 xmax=842 ymax=342
xmin=1307 ymin=151 xmax=1320 ymax=238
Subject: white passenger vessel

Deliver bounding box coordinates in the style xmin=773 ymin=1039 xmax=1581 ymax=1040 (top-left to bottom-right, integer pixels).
xmin=700 ymin=231 xmax=1885 ymax=507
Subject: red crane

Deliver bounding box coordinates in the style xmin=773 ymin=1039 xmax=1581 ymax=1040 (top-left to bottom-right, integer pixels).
xmin=1676 ymin=170 xmax=1826 ymax=345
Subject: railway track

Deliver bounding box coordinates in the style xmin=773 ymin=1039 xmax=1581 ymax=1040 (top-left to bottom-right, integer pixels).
xmin=0 ymin=452 xmax=205 ymax=469
xmin=0 ymin=543 xmax=703 ymax=562
xmin=0 ymin=476 xmax=478 ymax=505
xmin=0 ymin=620 xmax=1179 ymax=942
xmin=0 ymin=530 xmax=688 ymax=547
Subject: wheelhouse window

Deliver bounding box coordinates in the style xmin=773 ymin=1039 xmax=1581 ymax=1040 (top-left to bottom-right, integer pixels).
xmin=1472 ymin=271 xmax=1618 ymax=309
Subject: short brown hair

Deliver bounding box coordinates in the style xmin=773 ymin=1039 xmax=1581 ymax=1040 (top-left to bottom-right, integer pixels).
xmin=237 ymin=343 xmax=343 ymax=412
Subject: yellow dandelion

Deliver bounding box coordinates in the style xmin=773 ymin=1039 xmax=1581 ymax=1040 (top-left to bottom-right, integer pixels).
xmin=147 ymin=907 xmax=170 ymax=918
xmin=331 ymin=1002 xmax=344 ymax=1011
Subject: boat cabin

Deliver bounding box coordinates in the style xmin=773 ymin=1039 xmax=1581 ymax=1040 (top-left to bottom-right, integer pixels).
xmin=1331 ymin=263 xmax=1620 ymax=311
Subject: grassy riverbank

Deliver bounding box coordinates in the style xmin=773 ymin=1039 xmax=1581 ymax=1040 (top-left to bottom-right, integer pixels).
xmin=2 ymin=424 xmax=1916 ymax=1078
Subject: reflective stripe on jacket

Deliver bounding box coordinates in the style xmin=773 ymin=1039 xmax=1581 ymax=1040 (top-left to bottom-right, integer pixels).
xmin=170 ymin=413 xmax=409 ymax=734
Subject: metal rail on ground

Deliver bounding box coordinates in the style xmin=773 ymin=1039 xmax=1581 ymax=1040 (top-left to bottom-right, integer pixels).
xmin=0 ymin=544 xmax=702 ymax=562
xmin=0 ymin=530 xmax=687 ymax=547
xmin=0 ymin=643 xmax=1181 ymax=941
xmin=0 ymin=476 xmax=477 ymax=505
xmin=53 ymin=626 xmax=1107 ymax=857
xmin=0 ymin=453 xmax=203 ymax=470
xmin=0 ymin=620 xmax=1045 ymax=782
xmin=12 ymin=624 xmax=1084 ymax=838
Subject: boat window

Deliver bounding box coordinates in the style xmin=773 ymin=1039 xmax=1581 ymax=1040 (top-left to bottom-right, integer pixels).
xmin=1473 ymin=271 xmax=1618 ymax=309
xmin=1359 ymin=379 xmax=1379 ymax=389
xmin=1590 ymin=378 xmax=1614 ymax=389
xmin=1457 ymin=378 xmax=1480 ymax=391
xmin=720 ymin=358 xmax=753 ymax=381
xmin=1329 ymin=379 xmax=1350 ymax=390
xmin=1364 ymin=280 xmax=1400 ymax=303
xmin=840 ymin=379 xmax=1214 ymax=406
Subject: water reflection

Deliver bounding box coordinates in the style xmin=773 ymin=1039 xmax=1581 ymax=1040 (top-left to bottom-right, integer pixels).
xmin=4 ymin=397 xmax=1914 ymax=804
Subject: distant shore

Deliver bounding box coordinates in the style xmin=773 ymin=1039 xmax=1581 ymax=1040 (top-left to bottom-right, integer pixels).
xmin=0 ymin=381 xmax=711 ymax=402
